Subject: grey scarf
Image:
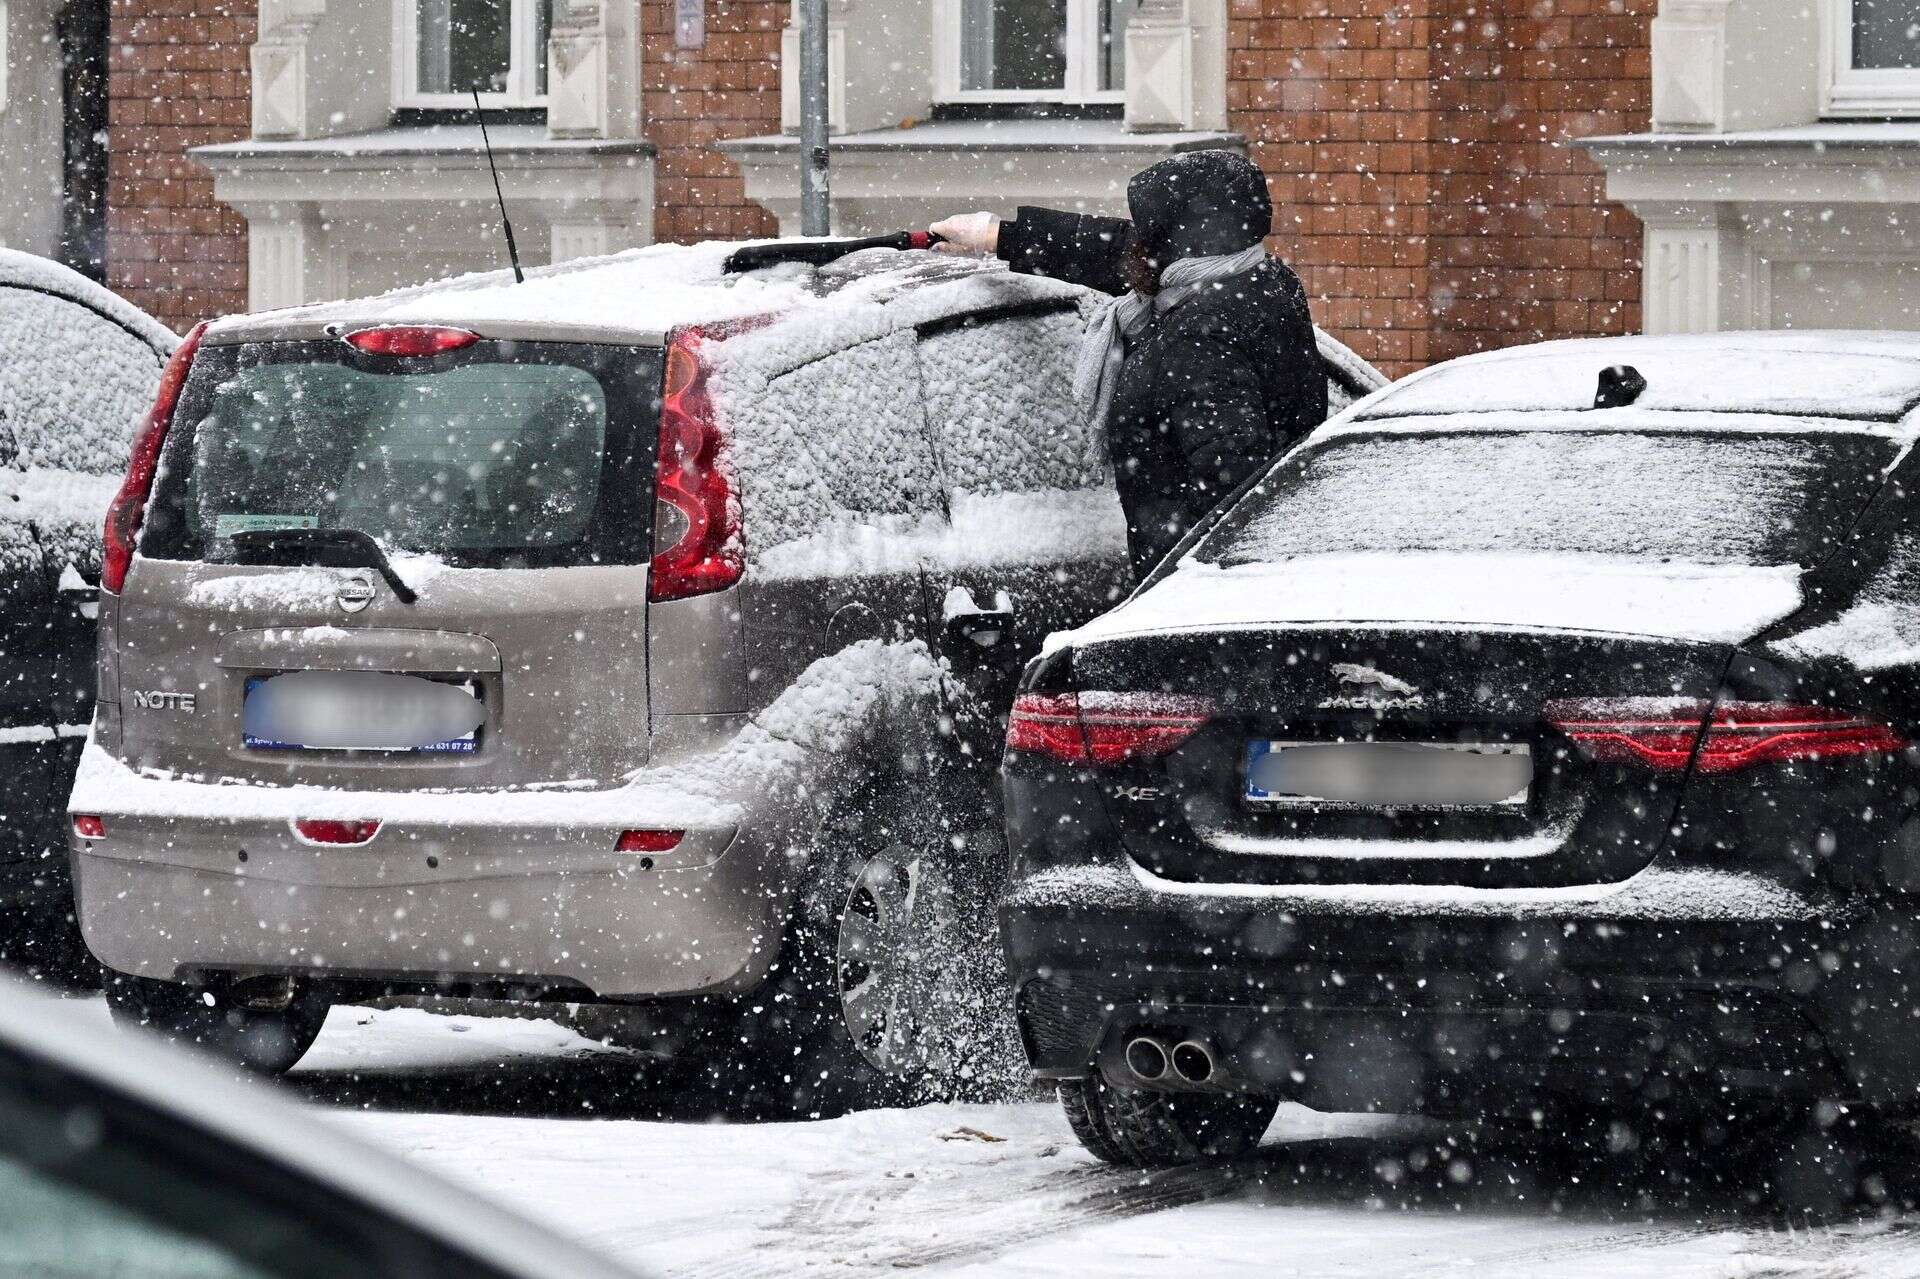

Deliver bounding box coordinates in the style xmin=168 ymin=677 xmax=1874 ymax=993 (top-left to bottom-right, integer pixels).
xmin=1072 ymin=243 xmax=1269 ymax=432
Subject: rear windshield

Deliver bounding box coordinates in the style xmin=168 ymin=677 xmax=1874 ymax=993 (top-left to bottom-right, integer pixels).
xmin=1197 ymin=429 xmax=1896 ymax=570
xmin=144 ymin=339 xmax=663 ymax=570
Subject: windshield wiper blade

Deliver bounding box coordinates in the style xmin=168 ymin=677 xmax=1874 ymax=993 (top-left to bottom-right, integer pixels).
xmin=228 ymin=528 xmax=419 ymax=605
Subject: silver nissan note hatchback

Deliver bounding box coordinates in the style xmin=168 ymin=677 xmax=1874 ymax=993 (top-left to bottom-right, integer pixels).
xmin=69 ymin=242 xmax=1384 ymax=1099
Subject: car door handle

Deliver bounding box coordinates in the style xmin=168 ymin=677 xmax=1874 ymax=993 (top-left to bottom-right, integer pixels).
xmin=57 ymin=564 xmax=99 ymax=620
xmin=945 ymin=609 xmax=1015 ymax=650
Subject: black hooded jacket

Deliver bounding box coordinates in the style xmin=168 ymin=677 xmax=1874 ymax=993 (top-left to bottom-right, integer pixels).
xmin=996 ymin=152 xmax=1327 ymax=576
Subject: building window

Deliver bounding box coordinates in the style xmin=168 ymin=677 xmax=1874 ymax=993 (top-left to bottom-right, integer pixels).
xmin=395 ymin=0 xmax=555 ymax=109
xmin=938 ymin=0 xmax=1141 ymax=103
xmin=1823 ymin=0 xmax=1920 ymax=115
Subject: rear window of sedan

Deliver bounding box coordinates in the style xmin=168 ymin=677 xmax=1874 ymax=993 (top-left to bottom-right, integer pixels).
xmin=1198 ymin=427 xmax=1896 ymax=571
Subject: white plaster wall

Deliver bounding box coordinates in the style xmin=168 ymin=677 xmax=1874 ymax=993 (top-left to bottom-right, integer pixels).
xmin=1722 ymin=0 xmax=1818 ymax=129
xmin=0 ymin=0 xmax=65 ymax=258
xmin=1651 ymin=0 xmax=1817 ymax=132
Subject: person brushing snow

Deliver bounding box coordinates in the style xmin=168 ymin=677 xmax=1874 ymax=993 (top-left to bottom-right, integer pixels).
xmin=932 ymin=149 xmax=1326 ymax=578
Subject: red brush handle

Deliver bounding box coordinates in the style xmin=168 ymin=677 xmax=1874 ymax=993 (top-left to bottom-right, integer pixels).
xmin=907 ymin=231 xmax=945 ymax=250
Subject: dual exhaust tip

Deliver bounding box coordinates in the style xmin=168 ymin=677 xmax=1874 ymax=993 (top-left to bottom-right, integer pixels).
xmin=1124 ymin=1034 xmax=1217 ymax=1086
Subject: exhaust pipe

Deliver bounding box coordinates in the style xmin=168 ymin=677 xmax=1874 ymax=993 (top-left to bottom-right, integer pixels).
xmin=1124 ymin=1036 xmax=1170 ymax=1082
xmin=1171 ymin=1038 xmax=1217 ymax=1085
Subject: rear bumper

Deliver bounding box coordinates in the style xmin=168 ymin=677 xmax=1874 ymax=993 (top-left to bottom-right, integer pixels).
xmin=1001 ymin=861 xmax=1920 ymax=1112
xmin=67 ymin=746 xmax=803 ymax=999
xmin=72 ymin=822 xmax=789 ymax=1000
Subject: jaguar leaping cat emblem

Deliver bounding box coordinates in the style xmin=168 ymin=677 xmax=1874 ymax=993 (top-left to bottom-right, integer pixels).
xmin=1331 ymin=663 xmax=1418 ymax=696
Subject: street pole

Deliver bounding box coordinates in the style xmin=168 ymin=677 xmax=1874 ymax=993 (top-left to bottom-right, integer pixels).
xmin=798 ymin=0 xmax=830 ymax=236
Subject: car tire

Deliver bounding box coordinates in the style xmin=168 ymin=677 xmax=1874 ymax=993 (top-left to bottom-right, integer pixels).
xmin=103 ymin=972 xmax=329 ymax=1075
xmin=1058 ymin=1077 xmax=1279 ymax=1168
xmin=715 ymin=778 xmax=1004 ymax=1116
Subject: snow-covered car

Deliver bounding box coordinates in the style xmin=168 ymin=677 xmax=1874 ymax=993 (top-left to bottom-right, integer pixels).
xmin=65 ymin=242 xmax=1384 ymax=1097
xmin=0 ymin=978 xmax=637 ymax=1277
xmin=1002 ymin=331 xmax=1920 ymax=1172
xmin=0 ymin=251 xmax=173 ymax=980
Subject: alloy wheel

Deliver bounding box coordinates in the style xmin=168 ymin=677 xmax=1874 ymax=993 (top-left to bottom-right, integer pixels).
xmin=835 ymin=847 xmax=957 ymax=1077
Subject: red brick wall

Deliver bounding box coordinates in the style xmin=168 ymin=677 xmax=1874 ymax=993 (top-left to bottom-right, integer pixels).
xmin=106 ymin=0 xmax=255 ymax=332
xmin=1231 ymin=0 xmax=1651 ymax=379
xmin=641 ymin=0 xmax=781 ymax=242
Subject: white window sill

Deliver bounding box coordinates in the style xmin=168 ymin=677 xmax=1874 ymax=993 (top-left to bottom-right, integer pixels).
xmin=193 ymin=123 xmax=655 ymax=165
xmin=720 ymin=119 xmax=1244 ymax=237
xmin=1578 ymin=122 xmax=1920 ymax=206
xmin=720 ymin=117 xmax=1237 ymax=155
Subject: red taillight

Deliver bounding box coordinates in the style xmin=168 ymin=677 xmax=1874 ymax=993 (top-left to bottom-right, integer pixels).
xmin=343 ymin=326 xmax=479 ymax=356
xmin=1006 ymin=691 xmax=1215 ymax=766
xmin=292 ymin=819 xmax=381 ymax=846
xmin=1546 ymin=698 xmax=1907 ymax=775
xmin=104 ymin=320 xmax=207 ymax=595
xmin=616 ymin=829 xmax=684 ymax=853
xmin=649 ymin=326 xmax=742 ymax=603
xmin=71 ymin=815 xmax=105 ymax=840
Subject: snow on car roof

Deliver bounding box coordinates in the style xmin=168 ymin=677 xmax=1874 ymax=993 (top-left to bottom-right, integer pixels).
xmin=0 ymin=248 xmax=177 ymax=354
xmin=1351 ymin=331 xmax=1920 ymax=424
xmin=206 ymin=240 xmax=1086 ymax=345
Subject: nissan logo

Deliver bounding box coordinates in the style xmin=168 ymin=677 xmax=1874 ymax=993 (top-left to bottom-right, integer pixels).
xmin=337 ymin=575 xmax=376 ymax=613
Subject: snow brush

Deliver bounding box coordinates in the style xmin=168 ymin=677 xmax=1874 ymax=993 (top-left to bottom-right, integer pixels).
xmin=722 ymin=231 xmax=945 ymax=274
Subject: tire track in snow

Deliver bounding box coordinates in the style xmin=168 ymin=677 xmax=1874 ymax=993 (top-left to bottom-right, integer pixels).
xmin=1469 ymin=1217 xmax=1920 ymax=1278
xmin=1721 ymin=1221 xmax=1920 ymax=1279
xmin=667 ymin=1159 xmax=1253 ymax=1278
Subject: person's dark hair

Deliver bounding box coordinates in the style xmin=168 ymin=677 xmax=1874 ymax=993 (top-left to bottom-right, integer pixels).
xmin=1126 ymin=149 xmax=1273 ymax=262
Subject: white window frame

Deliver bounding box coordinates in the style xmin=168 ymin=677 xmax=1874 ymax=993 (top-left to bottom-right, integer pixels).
xmin=933 ymin=0 xmax=1126 ymax=104
xmin=1821 ymin=0 xmax=1920 ymax=116
xmin=393 ymin=0 xmax=550 ymax=110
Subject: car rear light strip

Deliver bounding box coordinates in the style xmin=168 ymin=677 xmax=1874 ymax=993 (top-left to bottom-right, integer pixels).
xmin=1546 ymin=698 xmax=1907 ymax=774
xmin=292 ymin=819 xmax=382 ymax=846
xmin=1006 ymin=691 xmax=1216 ymax=766
xmin=616 ymin=829 xmax=684 ymax=853
xmin=71 ymin=815 xmax=105 ymax=840
xmin=649 ymin=326 xmax=744 ymax=603
xmin=343 ymin=326 xmax=480 ymax=357
xmin=103 ymin=320 xmax=208 ymax=595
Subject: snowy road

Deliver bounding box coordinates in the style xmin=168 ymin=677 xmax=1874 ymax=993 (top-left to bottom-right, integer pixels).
xmin=218 ymin=1004 xmax=1920 ymax=1278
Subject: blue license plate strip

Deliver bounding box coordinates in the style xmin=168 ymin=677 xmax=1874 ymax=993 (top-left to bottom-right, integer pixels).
xmin=242 ymin=676 xmax=481 ymax=753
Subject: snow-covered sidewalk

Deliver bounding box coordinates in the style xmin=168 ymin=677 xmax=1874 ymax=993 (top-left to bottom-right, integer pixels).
xmin=276 ymin=1006 xmax=1920 ymax=1279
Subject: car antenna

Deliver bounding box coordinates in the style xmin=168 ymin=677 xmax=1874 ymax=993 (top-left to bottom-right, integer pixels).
xmin=473 ymin=87 xmax=524 ymax=284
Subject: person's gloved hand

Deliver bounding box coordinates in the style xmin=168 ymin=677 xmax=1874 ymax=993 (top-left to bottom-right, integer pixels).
xmin=931 ymin=212 xmax=1000 ymax=256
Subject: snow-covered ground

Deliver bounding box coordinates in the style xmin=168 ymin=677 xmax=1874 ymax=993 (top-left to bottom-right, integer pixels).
xmin=240 ymin=1004 xmax=1920 ymax=1278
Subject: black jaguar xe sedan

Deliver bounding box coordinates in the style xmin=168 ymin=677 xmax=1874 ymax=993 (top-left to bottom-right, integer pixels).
xmin=1000 ymin=332 xmax=1920 ymax=1183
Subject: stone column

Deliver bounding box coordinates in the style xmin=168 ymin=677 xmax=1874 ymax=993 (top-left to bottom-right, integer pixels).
xmin=251 ymin=0 xmax=388 ymax=141
xmin=548 ymin=0 xmax=644 ymax=140
xmin=1639 ymin=203 xmax=1728 ymax=334
xmin=1124 ymin=0 xmax=1225 ymax=132
xmin=244 ymin=205 xmax=335 ymax=311
xmin=550 ymin=207 xmax=653 ymax=264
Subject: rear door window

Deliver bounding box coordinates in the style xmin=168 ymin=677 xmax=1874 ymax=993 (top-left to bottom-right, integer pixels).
xmin=727 ymin=330 xmax=946 ymax=578
xmin=916 ymin=306 xmax=1108 ymax=499
xmin=1199 ymin=428 xmax=1896 ymax=571
xmin=0 ymin=286 xmax=163 ymax=475
xmin=145 ymin=340 xmax=662 ymax=570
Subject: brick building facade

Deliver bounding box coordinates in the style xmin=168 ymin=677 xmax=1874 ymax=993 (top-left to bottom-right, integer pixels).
xmin=106 ymin=0 xmax=253 ymax=331
xmin=101 ymin=0 xmax=1654 ymax=375
xmin=1236 ymin=0 xmax=1652 ymax=374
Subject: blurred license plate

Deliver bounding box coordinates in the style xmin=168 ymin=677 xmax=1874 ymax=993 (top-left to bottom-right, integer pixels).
xmin=1244 ymin=741 xmax=1531 ymax=811
xmin=243 ymin=675 xmax=481 ymax=754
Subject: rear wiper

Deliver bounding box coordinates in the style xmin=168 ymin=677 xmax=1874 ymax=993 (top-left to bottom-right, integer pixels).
xmin=229 ymin=528 xmax=419 ymax=604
